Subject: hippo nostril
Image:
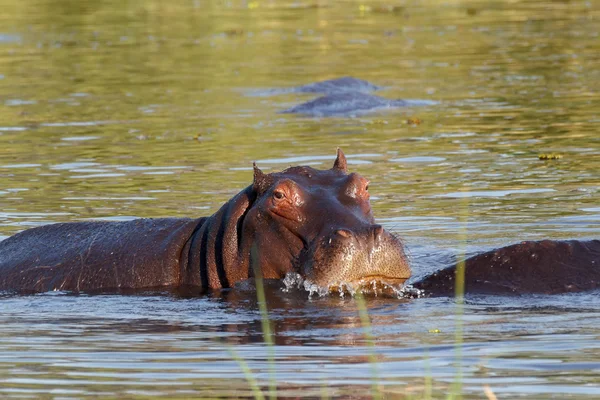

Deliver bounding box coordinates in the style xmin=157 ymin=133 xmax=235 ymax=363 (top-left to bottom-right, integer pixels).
xmin=335 ymin=229 xmax=352 ymax=238
xmin=372 ymin=224 xmax=384 ymax=239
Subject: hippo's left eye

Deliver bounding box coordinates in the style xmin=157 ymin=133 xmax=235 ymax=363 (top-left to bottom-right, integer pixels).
xmin=273 ymin=191 xmax=285 ymax=200
xmin=365 ymin=184 xmax=369 ymax=192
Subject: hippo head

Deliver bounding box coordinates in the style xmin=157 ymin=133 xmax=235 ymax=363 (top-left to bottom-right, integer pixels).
xmin=241 ymin=149 xmax=411 ymax=291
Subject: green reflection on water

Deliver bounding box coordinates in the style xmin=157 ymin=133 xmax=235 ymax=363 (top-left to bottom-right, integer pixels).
xmin=0 ymin=1 xmax=599 ymax=394
xmin=1 ymin=0 xmax=598 ymax=239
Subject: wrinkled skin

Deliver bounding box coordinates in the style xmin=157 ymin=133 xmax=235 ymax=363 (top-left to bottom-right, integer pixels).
xmin=0 ymin=150 xmax=598 ymax=297
xmin=0 ymin=149 xmax=410 ymax=294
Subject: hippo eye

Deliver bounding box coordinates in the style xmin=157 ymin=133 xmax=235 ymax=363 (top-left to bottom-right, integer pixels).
xmin=365 ymin=184 xmax=369 ymax=192
xmin=273 ymin=191 xmax=285 ymax=200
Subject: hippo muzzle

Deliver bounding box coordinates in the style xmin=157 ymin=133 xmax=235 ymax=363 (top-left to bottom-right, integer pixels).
xmin=299 ymin=224 xmax=410 ymax=288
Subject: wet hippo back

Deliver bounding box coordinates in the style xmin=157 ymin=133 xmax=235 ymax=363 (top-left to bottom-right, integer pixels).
xmin=414 ymin=240 xmax=600 ymax=296
xmin=253 ymin=77 xmax=436 ymax=116
xmin=0 ymin=218 xmax=204 ymax=293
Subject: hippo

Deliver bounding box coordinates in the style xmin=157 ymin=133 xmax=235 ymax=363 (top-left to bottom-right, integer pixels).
xmin=414 ymin=239 xmax=600 ymax=296
xmin=0 ymin=149 xmax=598 ymax=296
xmin=281 ymin=92 xmax=436 ymax=116
xmin=249 ymin=77 xmax=436 ymax=116
xmin=0 ymin=149 xmax=410 ymax=294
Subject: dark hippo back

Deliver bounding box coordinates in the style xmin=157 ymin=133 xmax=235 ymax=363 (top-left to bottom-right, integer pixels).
xmin=0 ymin=218 xmax=204 ymax=293
xmin=414 ymin=240 xmax=600 ymax=296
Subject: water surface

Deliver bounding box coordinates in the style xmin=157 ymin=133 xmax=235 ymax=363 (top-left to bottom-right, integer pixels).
xmin=0 ymin=0 xmax=599 ymax=398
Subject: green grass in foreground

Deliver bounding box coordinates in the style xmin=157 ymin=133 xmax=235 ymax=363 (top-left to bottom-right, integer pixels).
xmin=229 ymin=276 xmax=500 ymax=400
xmin=238 ymin=201 xmax=501 ymax=399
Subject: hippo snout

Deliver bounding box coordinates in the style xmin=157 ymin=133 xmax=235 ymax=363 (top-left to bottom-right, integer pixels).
xmin=300 ymin=224 xmax=411 ymax=289
xmin=329 ymin=225 xmax=386 ymax=258
xmin=333 ymin=224 xmax=384 ymax=243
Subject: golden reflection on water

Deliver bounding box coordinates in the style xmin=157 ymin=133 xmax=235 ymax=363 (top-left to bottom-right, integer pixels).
xmin=1 ymin=0 xmax=597 ymax=244
xmin=0 ymin=0 xmax=599 ymax=398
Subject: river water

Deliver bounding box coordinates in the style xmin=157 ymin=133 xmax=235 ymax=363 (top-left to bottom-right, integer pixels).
xmin=0 ymin=0 xmax=599 ymax=398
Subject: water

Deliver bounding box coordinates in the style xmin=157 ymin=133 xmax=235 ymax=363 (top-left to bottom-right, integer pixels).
xmin=0 ymin=0 xmax=599 ymax=398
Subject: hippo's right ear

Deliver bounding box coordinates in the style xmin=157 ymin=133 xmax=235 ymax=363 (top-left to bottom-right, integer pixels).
xmin=332 ymin=148 xmax=348 ymax=173
xmin=253 ymin=162 xmax=273 ymax=195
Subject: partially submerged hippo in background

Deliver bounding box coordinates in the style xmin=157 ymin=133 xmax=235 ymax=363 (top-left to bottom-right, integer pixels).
xmin=414 ymin=240 xmax=600 ymax=295
xmin=251 ymin=77 xmax=436 ymax=116
xmin=0 ymin=150 xmax=598 ymax=296
xmin=281 ymin=92 xmax=436 ymax=117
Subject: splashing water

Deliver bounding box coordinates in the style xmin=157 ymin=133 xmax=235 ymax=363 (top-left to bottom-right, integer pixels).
xmin=282 ymin=272 xmax=425 ymax=299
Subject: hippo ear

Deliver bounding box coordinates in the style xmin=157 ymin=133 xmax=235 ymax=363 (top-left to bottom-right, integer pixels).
xmin=332 ymin=148 xmax=348 ymax=173
xmin=253 ymin=162 xmax=273 ymax=195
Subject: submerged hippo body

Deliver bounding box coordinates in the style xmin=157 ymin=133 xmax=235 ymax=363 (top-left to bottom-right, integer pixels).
xmin=0 ymin=150 xmax=598 ymax=296
xmin=281 ymin=92 xmax=436 ymax=116
xmin=255 ymin=77 xmax=436 ymax=116
xmin=415 ymin=239 xmax=600 ymax=296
